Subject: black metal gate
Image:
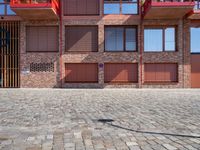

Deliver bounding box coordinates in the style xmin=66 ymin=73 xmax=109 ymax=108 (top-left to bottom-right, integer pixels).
xmin=0 ymin=21 xmax=20 ymax=88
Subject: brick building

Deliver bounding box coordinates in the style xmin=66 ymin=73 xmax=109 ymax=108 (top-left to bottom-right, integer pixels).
xmin=0 ymin=0 xmax=200 ymax=88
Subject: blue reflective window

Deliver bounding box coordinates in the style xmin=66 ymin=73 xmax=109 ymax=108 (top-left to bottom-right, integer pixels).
xmin=0 ymin=5 xmax=5 ymax=15
xmin=191 ymin=27 xmax=200 ymax=53
xmin=165 ymin=28 xmax=175 ymax=51
xmin=104 ymin=0 xmax=138 ymax=15
xmin=126 ymin=28 xmax=136 ymax=51
xmin=194 ymin=0 xmax=200 ymax=9
xmin=0 ymin=0 xmax=15 ymax=15
xmin=122 ymin=4 xmax=137 ymax=14
xmin=105 ymin=27 xmax=137 ymax=52
xmin=7 ymin=5 xmax=16 ymax=15
xmin=144 ymin=29 xmax=163 ymax=52
xmin=104 ymin=4 xmax=120 ymax=14
xmin=105 ymin=27 xmax=124 ymax=51
xmin=144 ymin=27 xmax=176 ymax=52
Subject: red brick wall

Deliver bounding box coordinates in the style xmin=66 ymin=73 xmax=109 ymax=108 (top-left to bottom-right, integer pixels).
xmin=11 ymin=0 xmax=198 ymax=88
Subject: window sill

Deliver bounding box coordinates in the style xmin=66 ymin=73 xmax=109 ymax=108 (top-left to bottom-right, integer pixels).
xmin=143 ymin=51 xmax=177 ymax=53
xmin=104 ymin=51 xmax=138 ymax=53
xmin=144 ymin=81 xmax=178 ymax=84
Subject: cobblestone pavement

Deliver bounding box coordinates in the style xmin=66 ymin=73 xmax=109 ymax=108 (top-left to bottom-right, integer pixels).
xmin=0 ymin=89 xmax=200 ymax=150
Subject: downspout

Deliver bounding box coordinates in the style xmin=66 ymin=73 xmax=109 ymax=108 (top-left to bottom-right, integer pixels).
xmin=140 ymin=1 xmax=143 ymax=88
xmin=59 ymin=0 xmax=63 ymax=88
xmin=182 ymin=18 xmax=185 ymax=88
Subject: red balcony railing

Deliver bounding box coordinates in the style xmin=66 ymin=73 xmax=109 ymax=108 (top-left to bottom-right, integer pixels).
xmin=10 ymin=0 xmax=60 ymax=15
xmin=142 ymin=0 xmax=195 ymax=18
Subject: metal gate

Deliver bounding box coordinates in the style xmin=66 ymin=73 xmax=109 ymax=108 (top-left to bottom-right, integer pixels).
xmin=0 ymin=21 xmax=20 ymax=88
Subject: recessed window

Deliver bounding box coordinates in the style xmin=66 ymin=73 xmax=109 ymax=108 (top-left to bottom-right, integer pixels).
xmin=191 ymin=27 xmax=200 ymax=53
xmin=26 ymin=26 xmax=59 ymax=52
xmin=65 ymin=26 xmax=98 ymax=52
xmin=144 ymin=27 xmax=176 ymax=52
xmin=104 ymin=0 xmax=138 ymax=15
xmin=0 ymin=0 xmax=15 ymax=15
xmin=105 ymin=26 xmax=137 ymax=52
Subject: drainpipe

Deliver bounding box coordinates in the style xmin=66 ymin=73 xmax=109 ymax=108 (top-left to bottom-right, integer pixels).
xmin=140 ymin=3 xmax=143 ymax=88
xmin=59 ymin=0 xmax=63 ymax=88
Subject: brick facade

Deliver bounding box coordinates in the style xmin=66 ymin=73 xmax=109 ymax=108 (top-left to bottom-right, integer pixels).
xmin=1 ymin=0 xmax=199 ymax=88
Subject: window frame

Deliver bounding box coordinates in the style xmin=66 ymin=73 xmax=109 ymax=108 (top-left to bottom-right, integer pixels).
xmin=144 ymin=26 xmax=177 ymax=52
xmin=104 ymin=26 xmax=138 ymax=52
xmin=0 ymin=0 xmax=16 ymax=16
xmin=190 ymin=27 xmax=200 ymax=54
xmin=104 ymin=0 xmax=139 ymax=15
xmin=195 ymin=0 xmax=200 ymax=10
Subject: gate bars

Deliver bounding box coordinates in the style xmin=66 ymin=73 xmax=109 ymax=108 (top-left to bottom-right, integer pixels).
xmin=0 ymin=21 xmax=20 ymax=88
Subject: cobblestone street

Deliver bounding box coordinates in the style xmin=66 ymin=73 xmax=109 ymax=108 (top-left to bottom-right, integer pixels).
xmin=0 ymin=89 xmax=200 ymax=150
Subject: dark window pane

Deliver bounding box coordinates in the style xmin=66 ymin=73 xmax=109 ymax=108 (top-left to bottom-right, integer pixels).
xmin=191 ymin=27 xmax=200 ymax=53
xmin=104 ymin=3 xmax=120 ymax=14
xmin=122 ymin=3 xmax=137 ymax=14
xmin=126 ymin=28 xmax=136 ymax=51
xmin=144 ymin=29 xmax=163 ymax=52
xmin=165 ymin=28 xmax=175 ymax=51
xmin=105 ymin=27 xmax=123 ymax=51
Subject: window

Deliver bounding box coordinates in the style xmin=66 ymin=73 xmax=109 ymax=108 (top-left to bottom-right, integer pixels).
xmin=191 ymin=27 xmax=200 ymax=53
xmin=64 ymin=0 xmax=99 ymax=16
xmin=0 ymin=0 xmax=15 ymax=15
xmin=144 ymin=27 xmax=176 ymax=52
xmin=105 ymin=26 xmax=137 ymax=52
xmin=26 ymin=26 xmax=58 ymax=52
xmin=65 ymin=26 xmax=98 ymax=52
xmin=194 ymin=0 xmax=200 ymax=9
xmin=104 ymin=0 xmax=138 ymax=15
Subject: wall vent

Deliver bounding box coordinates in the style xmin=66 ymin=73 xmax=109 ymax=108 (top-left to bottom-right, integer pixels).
xmin=30 ymin=63 xmax=54 ymax=72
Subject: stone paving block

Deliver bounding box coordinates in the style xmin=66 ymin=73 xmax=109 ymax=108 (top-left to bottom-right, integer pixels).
xmin=126 ymin=142 xmax=138 ymax=146
xmin=128 ymin=146 xmax=141 ymax=150
xmin=162 ymin=144 xmax=177 ymax=150
xmin=0 ymin=89 xmax=200 ymax=150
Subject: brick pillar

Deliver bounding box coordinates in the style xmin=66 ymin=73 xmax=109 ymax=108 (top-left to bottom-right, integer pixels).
xmin=183 ymin=19 xmax=191 ymax=88
xmin=98 ymin=24 xmax=104 ymax=86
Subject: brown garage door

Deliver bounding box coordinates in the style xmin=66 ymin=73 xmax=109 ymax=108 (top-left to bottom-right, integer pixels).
xmin=65 ymin=63 xmax=98 ymax=83
xmin=104 ymin=63 xmax=138 ymax=83
xmin=144 ymin=63 xmax=178 ymax=83
xmin=191 ymin=54 xmax=200 ymax=88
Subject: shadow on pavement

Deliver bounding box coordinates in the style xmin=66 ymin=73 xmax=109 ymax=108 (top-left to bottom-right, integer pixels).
xmin=97 ymin=119 xmax=200 ymax=139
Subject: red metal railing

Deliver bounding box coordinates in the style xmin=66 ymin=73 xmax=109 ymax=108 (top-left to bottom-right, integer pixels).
xmin=10 ymin=0 xmax=60 ymax=15
xmin=142 ymin=0 xmax=195 ymax=16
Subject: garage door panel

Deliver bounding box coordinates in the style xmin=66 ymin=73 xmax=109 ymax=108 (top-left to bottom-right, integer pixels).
xmin=191 ymin=54 xmax=200 ymax=88
xmin=155 ymin=64 xmax=165 ymax=81
xmin=144 ymin=64 xmax=156 ymax=82
xmin=65 ymin=63 xmax=98 ymax=83
xmin=144 ymin=63 xmax=178 ymax=83
xmin=104 ymin=63 xmax=138 ymax=83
